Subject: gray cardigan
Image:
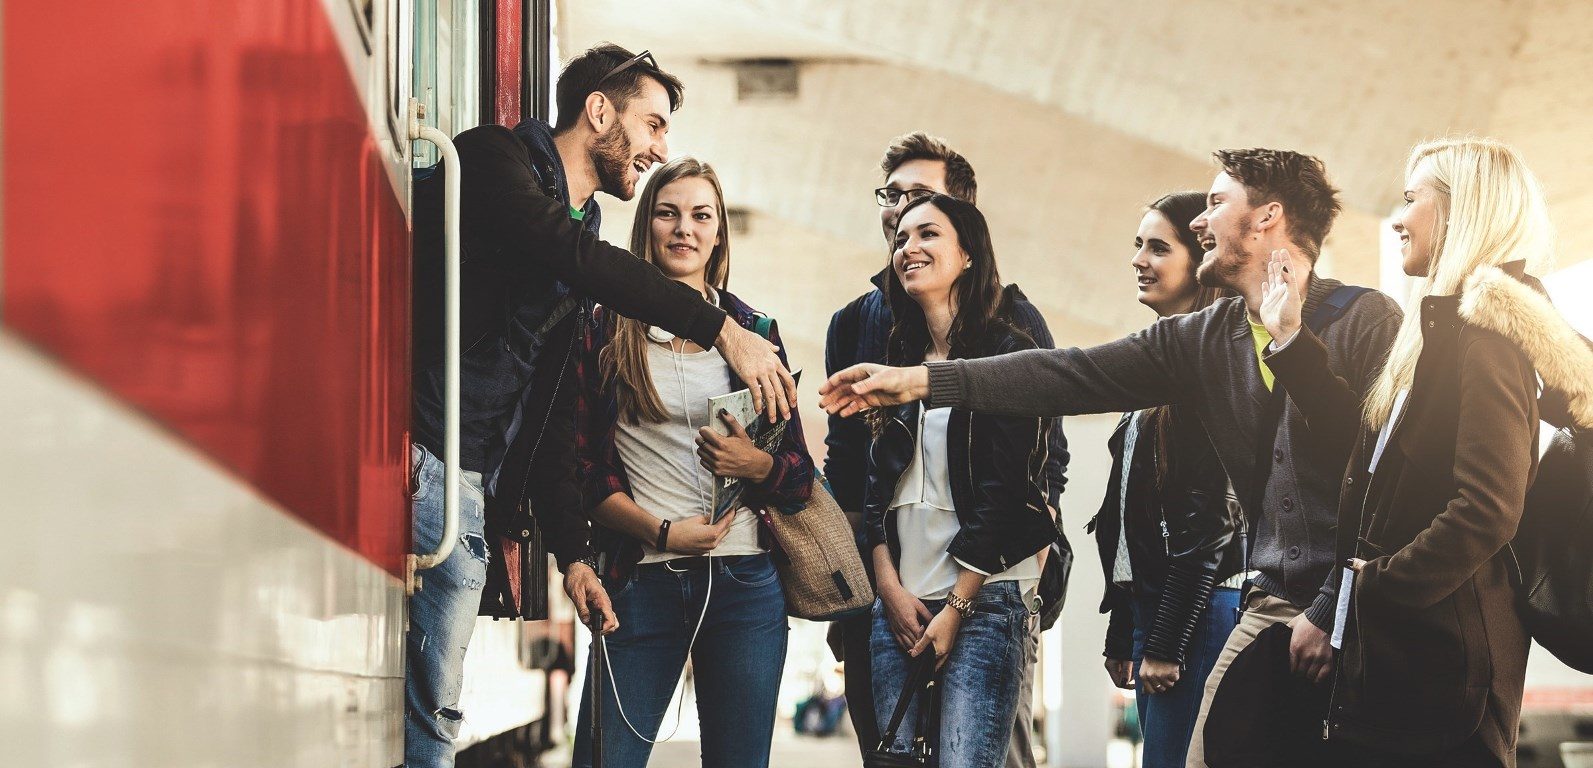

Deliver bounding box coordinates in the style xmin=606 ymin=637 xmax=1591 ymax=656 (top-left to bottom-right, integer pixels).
xmin=926 ymin=275 xmax=1402 ymax=630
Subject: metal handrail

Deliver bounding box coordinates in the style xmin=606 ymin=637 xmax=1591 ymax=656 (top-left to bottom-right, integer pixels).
xmin=409 ymin=98 xmax=460 ymax=572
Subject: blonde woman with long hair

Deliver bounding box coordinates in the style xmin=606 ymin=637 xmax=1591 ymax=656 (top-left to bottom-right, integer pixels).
xmin=570 ymin=157 xmax=814 ymax=768
xmin=1258 ymin=137 xmax=1593 ymax=767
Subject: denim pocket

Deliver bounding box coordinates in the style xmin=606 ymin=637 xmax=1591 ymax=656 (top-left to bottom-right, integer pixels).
xmin=720 ymin=555 xmax=779 ymax=588
xmin=410 ymin=446 xmax=435 ymax=503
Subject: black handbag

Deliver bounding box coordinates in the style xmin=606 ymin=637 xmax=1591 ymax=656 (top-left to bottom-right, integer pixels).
xmin=863 ymin=654 xmax=943 ymax=768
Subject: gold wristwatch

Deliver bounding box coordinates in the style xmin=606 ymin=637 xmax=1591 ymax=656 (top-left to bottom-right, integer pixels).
xmin=944 ymin=592 xmax=975 ymax=619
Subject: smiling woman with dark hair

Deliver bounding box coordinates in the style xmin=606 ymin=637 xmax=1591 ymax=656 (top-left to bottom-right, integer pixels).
xmin=1095 ymin=191 xmax=1242 ymax=768
xmin=864 ymin=194 xmax=1059 ymax=768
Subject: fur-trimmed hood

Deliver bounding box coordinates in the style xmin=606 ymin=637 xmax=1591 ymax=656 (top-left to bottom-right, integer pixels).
xmin=1458 ymin=262 xmax=1593 ymax=429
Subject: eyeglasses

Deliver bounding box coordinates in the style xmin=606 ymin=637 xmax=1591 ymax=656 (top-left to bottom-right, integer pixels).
xmin=874 ymin=187 xmax=936 ymax=207
xmin=598 ymin=49 xmax=659 ymax=85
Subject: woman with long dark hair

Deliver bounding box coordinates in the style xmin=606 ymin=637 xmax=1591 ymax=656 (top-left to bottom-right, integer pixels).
xmin=570 ymin=157 xmax=814 ymax=768
xmin=1094 ymin=192 xmax=1243 ymax=767
xmin=1260 ymin=137 xmax=1593 ymax=766
xmin=864 ymin=193 xmax=1059 ymax=767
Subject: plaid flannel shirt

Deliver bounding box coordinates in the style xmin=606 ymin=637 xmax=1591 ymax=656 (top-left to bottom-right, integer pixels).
xmin=574 ymin=288 xmax=814 ymax=582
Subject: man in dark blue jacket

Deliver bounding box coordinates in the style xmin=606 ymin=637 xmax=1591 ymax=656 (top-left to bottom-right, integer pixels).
xmin=407 ymin=44 xmax=794 ymax=768
xmin=823 ymin=132 xmax=1071 ymax=768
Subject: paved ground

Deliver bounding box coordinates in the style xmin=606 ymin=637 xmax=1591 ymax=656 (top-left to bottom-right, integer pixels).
xmin=538 ymin=727 xmax=862 ymax=767
xmin=644 ymin=731 xmax=862 ymax=767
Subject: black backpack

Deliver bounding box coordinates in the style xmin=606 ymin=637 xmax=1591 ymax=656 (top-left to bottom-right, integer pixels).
xmin=1513 ymin=425 xmax=1593 ymax=673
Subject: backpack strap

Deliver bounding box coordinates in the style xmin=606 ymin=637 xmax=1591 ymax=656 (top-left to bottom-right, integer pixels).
xmin=1305 ymin=285 xmax=1371 ymax=334
xmin=753 ymin=314 xmax=777 ymax=342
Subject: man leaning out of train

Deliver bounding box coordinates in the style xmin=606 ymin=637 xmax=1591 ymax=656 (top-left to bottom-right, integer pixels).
xmin=405 ymin=43 xmax=795 ymax=768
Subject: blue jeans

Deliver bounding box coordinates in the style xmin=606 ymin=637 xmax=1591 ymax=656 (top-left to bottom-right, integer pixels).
xmin=870 ymin=581 xmax=1030 ymax=768
xmin=405 ymin=444 xmax=489 ymax=768
xmin=573 ymin=554 xmax=789 ymax=768
xmin=1130 ymin=586 xmax=1240 ymax=768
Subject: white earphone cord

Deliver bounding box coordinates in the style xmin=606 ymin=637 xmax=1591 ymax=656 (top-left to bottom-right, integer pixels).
xmin=599 ymin=334 xmax=717 ymax=744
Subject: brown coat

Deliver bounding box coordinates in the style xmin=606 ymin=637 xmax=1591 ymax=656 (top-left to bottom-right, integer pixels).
xmin=1265 ymin=262 xmax=1593 ymax=766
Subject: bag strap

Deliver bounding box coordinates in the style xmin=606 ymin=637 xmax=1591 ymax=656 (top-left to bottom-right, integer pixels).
xmin=876 ymin=653 xmax=936 ymax=752
xmin=753 ymin=314 xmax=777 ymax=342
xmin=1240 ymin=284 xmax=1371 ymax=582
xmin=589 ymin=615 xmax=607 ymax=767
xmin=918 ymin=669 xmax=943 ymax=761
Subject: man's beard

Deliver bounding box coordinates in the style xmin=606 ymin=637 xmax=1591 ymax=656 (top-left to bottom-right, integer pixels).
xmin=1195 ymin=226 xmax=1251 ymax=290
xmin=592 ymin=128 xmax=635 ymax=200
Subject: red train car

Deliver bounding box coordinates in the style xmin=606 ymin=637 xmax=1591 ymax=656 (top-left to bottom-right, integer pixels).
xmin=1 ymin=1 xmax=566 ymax=763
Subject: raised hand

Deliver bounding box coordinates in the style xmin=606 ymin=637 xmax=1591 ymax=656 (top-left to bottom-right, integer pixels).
xmin=817 ymin=363 xmax=931 ymax=417
xmin=1260 ymin=249 xmax=1304 ymax=346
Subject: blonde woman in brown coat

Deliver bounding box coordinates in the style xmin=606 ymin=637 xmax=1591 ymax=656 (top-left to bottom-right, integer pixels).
xmin=1257 ymin=137 xmax=1593 ymax=767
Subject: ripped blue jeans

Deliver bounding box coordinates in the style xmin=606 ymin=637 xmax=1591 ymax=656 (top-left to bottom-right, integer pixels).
xmin=405 ymin=443 xmax=488 ymax=768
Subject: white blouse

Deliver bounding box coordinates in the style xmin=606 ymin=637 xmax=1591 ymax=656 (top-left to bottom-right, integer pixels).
xmin=891 ymin=407 xmax=1041 ymax=600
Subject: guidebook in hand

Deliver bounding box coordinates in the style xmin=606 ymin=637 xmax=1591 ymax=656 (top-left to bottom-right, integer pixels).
xmin=707 ymin=370 xmax=801 ymax=523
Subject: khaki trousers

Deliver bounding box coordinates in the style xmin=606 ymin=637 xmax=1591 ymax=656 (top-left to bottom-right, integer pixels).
xmin=1184 ymin=591 xmax=1302 ymax=768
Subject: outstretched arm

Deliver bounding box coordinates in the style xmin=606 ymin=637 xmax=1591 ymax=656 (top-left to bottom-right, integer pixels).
xmin=820 ymin=316 xmax=1196 ymax=419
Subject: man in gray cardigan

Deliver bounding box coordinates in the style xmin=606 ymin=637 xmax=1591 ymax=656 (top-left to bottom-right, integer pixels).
xmin=820 ymin=149 xmax=1402 ymax=766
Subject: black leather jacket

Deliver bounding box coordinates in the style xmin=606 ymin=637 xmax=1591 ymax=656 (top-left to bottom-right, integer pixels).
xmin=1092 ymin=408 xmax=1244 ymax=664
xmin=865 ymin=324 xmax=1060 ymax=578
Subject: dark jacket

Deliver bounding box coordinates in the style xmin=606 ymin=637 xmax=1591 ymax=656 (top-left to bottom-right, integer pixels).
xmin=1266 ymin=262 xmax=1593 ymax=765
xmin=865 ymin=322 xmax=1060 ymax=577
xmin=410 ymin=120 xmax=728 ymax=568
xmin=573 ymin=290 xmax=815 ymax=584
xmin=828 ymin=277 xmax=1074 ymax=624
xmin=925 ymin=275 xmax=1402 ymax=631
xmin=1093 ymin=408 xmax=1243 ymax=664
xmin=826 ymin=274 xmax=1070 ymax=513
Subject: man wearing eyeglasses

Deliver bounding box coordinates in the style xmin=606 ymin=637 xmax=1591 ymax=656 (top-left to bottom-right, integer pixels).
xmin=822 ymin=132 xmax=1071 ymax=768
xmin=407 ymin=44 xmax=797 ymax=768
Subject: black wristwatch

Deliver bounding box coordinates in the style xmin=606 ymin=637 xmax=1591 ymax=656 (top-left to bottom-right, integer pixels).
xmin=656 ymin=519 xmax=672 ymax=553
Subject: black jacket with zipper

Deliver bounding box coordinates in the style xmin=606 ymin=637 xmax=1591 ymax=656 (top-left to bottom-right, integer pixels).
xmin=1092 ymin=408 xmax=1244 ymax=664
xmin=410 ymin=121 xmax=728 ymax=568
xmin=865 ymin=322 xmax=1060 ymax=578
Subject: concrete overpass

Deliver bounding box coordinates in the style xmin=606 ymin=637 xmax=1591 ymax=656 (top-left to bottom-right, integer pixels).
xmin=554 ymin=3 xmax=1593 ymax=764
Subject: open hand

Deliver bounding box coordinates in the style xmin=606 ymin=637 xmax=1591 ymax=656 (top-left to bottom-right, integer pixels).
xmin=818 ymin=363 xmax=931 ymax=417
xmin=716 ymin=319 xmax=797 ymax=424
xmin=1260 ymin=249 xmax=1305 ymax=346
xmin=696 ymin=410 xmax=774 ymax=480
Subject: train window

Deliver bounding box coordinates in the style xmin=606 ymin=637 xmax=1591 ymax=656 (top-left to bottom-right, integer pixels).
xmin=348 ymin=0 xmax=374 ymax=50
xmin=386 ymin=0 xmax=411 ymax=156
xmin=412 ymin=0 xmax=483 ymax=168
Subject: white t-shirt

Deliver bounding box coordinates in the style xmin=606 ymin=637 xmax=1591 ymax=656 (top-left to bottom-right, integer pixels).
xmin=618 ymin=342 xmax=762 ymax=564
xmin=891 ymin=407 xmax=1041 ymax=600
